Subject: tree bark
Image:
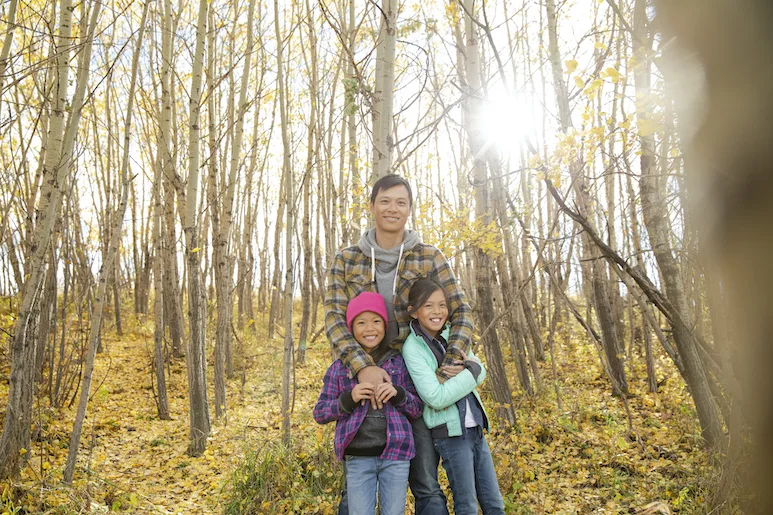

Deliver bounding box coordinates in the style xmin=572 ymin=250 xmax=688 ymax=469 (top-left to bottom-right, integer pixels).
xmin=297 ymin=0 xmax=317 ymax=366
xmin=274 ymin=0 xmax=295 ymax=446
xmin=158 ymin=0 xmax=185 ymax=359
xmin=206 ymin=2 xmax=227 ymax=421
xmin=184 ymin=0 xmax=212 ymax=457
xmin=462 ymin=0 xmax=515 ymax=426
xmin=371 ymin=0 xmax=397 ymax=180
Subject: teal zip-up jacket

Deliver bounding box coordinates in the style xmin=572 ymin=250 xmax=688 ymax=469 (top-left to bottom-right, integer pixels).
xmin=402 ymin=324 xmax=488 ymax=437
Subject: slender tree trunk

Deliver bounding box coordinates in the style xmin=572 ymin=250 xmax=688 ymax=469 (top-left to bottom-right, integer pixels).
xmin=496 ymin=255 xmax=532 ymax=395
xmin=371 ymin=0 xmax=397 ymax=180
xmin=345 ymin=0 xmax=358 ymax=242
xmin=492 ymin=171 xmax=536 ymax=395
xmin=462 ymin=0 xmax=515 ymax=426
xmin=152 ymin=159 xmax=170 ymax=420
xmin=206 ymin=3 xmax=227 ymax=421
xmin=267 ymin=178 xmax=285 ymax=339
xmin=159 ymin=0 xmax=184 ymax=358
xmin=184 ymin=0 xmax=212 ymax=457
xmin=0 ymin=0 xmax=19 ymax=117
xmin=297 ymin=0 xmax=317 ymax=366
xmin=274 ymin=0 xmax=295 ymax=446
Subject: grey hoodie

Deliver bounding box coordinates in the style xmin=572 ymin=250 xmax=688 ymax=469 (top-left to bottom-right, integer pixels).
xmin=357 ymin=228 xmax=421 ymax=345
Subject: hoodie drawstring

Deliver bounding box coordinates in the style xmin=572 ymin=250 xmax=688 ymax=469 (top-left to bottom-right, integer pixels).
xmin=370 ymin=247 xmax=376 ymax=283
xmin=392 ymin=242 xmax=404 ymax=296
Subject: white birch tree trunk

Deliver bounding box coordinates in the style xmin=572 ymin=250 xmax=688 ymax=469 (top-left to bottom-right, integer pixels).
xmin=371 ymin=0 xmax=397 ymax=180
xmin=158 ymin=0 xmax=185 ymax=359
xmin=184 ymin=0 xmax=212 ymax=457
xmin=0 ymin=0 xmax=19 ymax=117
xmin=206 ymin=2 xmax=226 ymax=421
xmin=274 ymin=0 xmax=295 ymax=445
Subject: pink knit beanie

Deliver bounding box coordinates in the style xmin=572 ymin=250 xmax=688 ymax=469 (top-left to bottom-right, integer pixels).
xmin=346 ymin=292 xmax=388 ymax=332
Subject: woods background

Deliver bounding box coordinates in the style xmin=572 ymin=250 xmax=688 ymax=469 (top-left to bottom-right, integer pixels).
xmin=0 ymin=0 xmax=749 ymax=513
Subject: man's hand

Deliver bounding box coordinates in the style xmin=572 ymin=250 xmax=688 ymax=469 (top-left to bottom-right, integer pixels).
xmin=352 ymin=382 xmax=375 ymax=404
xmin=356 ymin=366 xmax=391 ymax=408
xmin=442 ymin=364 xmax=465 ymax=378
xmin=374 ymin=382 xmax=397 ymax=404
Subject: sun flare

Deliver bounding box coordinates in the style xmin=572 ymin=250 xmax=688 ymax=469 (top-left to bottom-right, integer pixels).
xmin=477 ymin=89 xmax=540 ymax=157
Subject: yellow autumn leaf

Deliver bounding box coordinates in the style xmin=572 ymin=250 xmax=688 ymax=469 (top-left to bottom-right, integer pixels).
xmin=584 ymin=78 xmax=604 ymax=98
xmin=574 ymin=76 xmax=585 ymax=89
xmin=638 ymin=117 xmax=663 ymax=136
xmin=605 ymin=67 xmax=621 ymax=83
xmin=564 ymin=59 xmax=578 ymax=74
xmin=191 ymin=247 xmax=201 ymax=253
xmin=594 ymin=41 xmax=608 ymax=51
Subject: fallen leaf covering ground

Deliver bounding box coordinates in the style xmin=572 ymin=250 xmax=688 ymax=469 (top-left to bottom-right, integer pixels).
xmin=0 ymin=308 xmax=731 ymax=514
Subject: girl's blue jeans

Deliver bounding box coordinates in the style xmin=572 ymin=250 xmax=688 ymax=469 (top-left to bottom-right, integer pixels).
xmin=433 ymin=426 xmax=505 ymax=515
xmin=344 ymin=455 xmax=410 ymax=515
xmin=338 ymin=416 xmax=449 ymax=515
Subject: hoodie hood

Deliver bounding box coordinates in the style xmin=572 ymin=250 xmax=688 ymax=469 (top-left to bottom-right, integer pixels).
xmin=357 ymin=228 xmax=420 ymax=289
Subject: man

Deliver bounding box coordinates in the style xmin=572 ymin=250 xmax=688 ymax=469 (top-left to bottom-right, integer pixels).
xmin=325 ymin=174 xmax=474 ymax=515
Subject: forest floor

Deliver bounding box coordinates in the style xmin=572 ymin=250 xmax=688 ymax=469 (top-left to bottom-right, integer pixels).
xmin=0 ymin=310 xmax=728 ymax=514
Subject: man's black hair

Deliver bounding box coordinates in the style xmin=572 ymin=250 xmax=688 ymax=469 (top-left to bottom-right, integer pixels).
xmin=370 ymin=174 xmax=413 ymax=206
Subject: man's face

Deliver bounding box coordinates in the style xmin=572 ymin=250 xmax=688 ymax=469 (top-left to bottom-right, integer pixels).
xmin=370 ymin=185 xmax=411 ymax=234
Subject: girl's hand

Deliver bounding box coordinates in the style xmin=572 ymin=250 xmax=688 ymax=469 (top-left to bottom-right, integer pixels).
xmin=374 ymin=382 xmax=397 ymax=404
xmin=458 ymin=349 xmax=469 ymax=361
xmin=352 ymin=382 xmax=375 ymax=403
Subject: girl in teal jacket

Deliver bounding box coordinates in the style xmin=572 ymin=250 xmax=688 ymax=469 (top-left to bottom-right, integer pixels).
xmin=401 ymin=279 xmax=504 ymax=515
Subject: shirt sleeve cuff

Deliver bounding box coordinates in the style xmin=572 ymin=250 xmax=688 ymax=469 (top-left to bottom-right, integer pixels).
xmin=464 ymin=360 xmax=482 ymax=381
xmin=339 ymin=389 xmax=357 ymax=413
xmin=390 ymin=385 xmax=406 ymax=405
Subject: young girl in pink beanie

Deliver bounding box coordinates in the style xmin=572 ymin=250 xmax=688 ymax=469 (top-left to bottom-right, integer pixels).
xmin=314 ymin=291 xmax=422 ymax=515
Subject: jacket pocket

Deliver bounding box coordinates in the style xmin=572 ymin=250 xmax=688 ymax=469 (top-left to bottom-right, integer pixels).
xmin=395 ymin=268 xmax=426 ymax=300
xmin=346 ymin=274 xmax=371 ymax=297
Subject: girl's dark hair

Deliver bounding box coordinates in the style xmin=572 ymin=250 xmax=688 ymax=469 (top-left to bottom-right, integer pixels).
xmin=407 ymin=278 xmax=446 ymax=315
xmin=370 ymin=174 xmax=413 ymax=206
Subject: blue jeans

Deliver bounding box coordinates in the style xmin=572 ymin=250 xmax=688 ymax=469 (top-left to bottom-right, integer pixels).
xmin=337 ymin=418 xmax=448 ymax=515
xmin=409 ymin=416 xmax=449 ymax=515
xmin=433 ymin=427 xmax=505 ymax=515
xmin=338 ymin=461 xmax=349 ymax=515
xmin=344 ymin=456 xmax=410 ymax=515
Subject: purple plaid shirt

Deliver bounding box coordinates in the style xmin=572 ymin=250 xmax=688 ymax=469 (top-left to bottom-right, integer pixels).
xmin=313 ymin=352 xmax=422 ymax=462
